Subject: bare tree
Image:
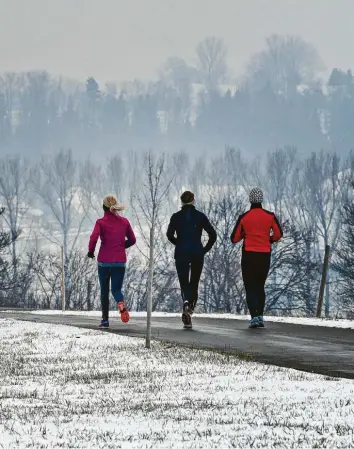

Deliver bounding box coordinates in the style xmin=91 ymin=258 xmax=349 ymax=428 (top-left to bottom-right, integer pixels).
xmin=29 ymin=251 xmax=61 ymax=309
xmin=188 ymin=156 xmax=207 ymax=200
xmin=265 ymin=220 xmax=320 ymax=315
xmin=79 ymin=158 xmax=106 ymax=221
xmin=106 ymin=154 xmax=125 ymax=201
xmin=332 ymin=181 xmax=354 ymax=317
xmin=32 ymin=149 xmax=86 ymax=303
xmin=168 ymin=150 xmax=190 ymax=210
xmin=0 ymin=206 xmax=34 ymax=307
xmin=196 ymin=36 xmax=228 ymax=90
xmin=159 ymin=57 xmax=197 ymax=88
xmin=0 ymin=155 xmax=31 ymax=268
xmin=265 ymin=147 xmax=298 ymax=215
xmin=0 ymin=206 xmax=13 ymax=303
xmin=79 ymin=154 xmax=124 ymax=224
xmin=131 ymin=151 xmax=172 ymax=348
xmin=66 ymin=249 xmax=100 ymax=310
xmin=200 ymin=189 xmax=246 ymax=313
xmin=158 ymin=58 xmax=196 ymax=126
xmin=301 ymin=151 xmax=349 ymax=316
xmin=247 ymin=34 xmax=324 ymax=98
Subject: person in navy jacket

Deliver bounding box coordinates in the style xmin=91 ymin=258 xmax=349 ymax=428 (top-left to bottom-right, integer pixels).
xmin=167 ymin=191 xmax=217 ymax=328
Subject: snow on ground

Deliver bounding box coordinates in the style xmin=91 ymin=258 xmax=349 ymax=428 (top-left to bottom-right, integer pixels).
xmin=3 ymin=309 xmax=354 ymax=329
xmin=0 ymin=319 xmax=354 ymax=449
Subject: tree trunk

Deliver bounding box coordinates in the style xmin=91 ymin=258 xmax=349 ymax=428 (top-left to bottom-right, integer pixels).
xmin=146 ymin=225 xmax=154 ymax=349
xmin=324 ymin=232 xmax=330 ymax=318
xmin=11 ymin=234 xmax=17 ymax=275
xmin=325 ymin=278 xmax=330 ymax=318
xmin=61 ymin=245 xmax=65 ymax=312
xmin=316 ymin=245 xmax=330 ymax=318
xmin=63 ymin=229 xmax=70 ymax=308
xmin=87 ymin=281 xmax=92 ymax=311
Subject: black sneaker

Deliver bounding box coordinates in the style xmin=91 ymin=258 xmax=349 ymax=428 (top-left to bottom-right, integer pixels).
xmin=99 ymin=319 xmax=109 ymax=328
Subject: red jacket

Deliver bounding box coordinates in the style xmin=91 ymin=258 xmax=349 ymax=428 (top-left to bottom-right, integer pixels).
xmin=230 ymin=205 xmax=283 ymax=252
xmin=88 ymin=211 xmax=136 ymax=263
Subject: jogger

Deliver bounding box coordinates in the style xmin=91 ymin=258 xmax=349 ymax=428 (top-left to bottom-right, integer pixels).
xmin=88 ymin=195 xmax=136 ymax=327
xmin=230 ymin=188 xmax=282 ymax=328
xmin=167 ymin=191 xmax=216 ymax=328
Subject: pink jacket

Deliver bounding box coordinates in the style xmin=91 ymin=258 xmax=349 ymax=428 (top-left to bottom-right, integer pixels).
xmin=88 ymin=211 xmax=136 ymax=263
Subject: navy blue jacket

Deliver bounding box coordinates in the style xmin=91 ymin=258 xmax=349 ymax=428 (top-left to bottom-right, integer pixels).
xmin=166 ymin=205 xmax=217 ymax=259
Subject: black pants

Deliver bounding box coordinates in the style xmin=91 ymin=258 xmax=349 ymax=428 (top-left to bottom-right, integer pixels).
xmin=241 ymin=251 xmax=271 ymax=319
xmin=175 ymin=257 xmax=204 ymax=311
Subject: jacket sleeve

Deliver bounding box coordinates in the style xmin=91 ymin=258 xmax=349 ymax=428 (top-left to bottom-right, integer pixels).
xmin=88 ymin=221 xmax=100 ymax=253
xmin=125 ymin=221 xmax=137 ymax=249
xmin=270 ymin=214 xmax=283 ymax=243
xmin=166 ymin=214 xmax=177 ymax=245
xmin=230 ymin=215 xmax=244 ymax=243
xmin=203 ymin=214 xmax=217 ymax=253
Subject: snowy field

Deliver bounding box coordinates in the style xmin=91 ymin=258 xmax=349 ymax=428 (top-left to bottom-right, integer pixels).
xmin=3 ymin=309 xmax=354 ymax=329
xmin=1 ymin=319 xmax=354 ymax=449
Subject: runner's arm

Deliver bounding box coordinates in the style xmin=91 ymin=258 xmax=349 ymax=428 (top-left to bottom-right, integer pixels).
xmin=230 ymin=216 xmax=244 ymax=243
xmin=125 ymin=221 xmax=137 ymax=249
xmin=270 ymin=214 xmax=283 ymax=243
xmin=88 ymin=221 xmax=100 ymax=254
xmin=166 ymin=214 xmax=177 ymax=245
xmin=203 ymin=215 xmax=217 ymax=254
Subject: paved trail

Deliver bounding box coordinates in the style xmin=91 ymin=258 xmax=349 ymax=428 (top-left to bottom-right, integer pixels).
xmin=1 ymin=311 xmax=354 ymax=379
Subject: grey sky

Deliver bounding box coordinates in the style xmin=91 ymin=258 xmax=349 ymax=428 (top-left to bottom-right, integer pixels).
xmin=0 ymin=0 xmax=353 ymax=84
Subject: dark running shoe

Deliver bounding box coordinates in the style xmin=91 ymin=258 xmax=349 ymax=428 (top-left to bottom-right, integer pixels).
xmin=257 ymin=316 xmax=265 ymax=328
xmin=99 ymin=320 xmax=109 ymax=328
xmin=249 ymin=317 xmax=260 ymax=328
xmin=182 ymin=301 xmax=192 ymax=328
xmin=182 ymin=314 xmax=192 ymax=329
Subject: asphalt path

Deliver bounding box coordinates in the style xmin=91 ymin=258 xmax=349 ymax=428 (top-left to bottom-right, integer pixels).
xmin=1 ymin=311 xmax=354 ymax=379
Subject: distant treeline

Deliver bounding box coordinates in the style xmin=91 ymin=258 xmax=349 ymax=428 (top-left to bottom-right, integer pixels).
xmin=0 ymin=35 xmax=353 ymax=158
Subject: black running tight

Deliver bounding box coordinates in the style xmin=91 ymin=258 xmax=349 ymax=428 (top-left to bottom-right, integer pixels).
xmin=241 ymin=251 xmax=271 ymax=319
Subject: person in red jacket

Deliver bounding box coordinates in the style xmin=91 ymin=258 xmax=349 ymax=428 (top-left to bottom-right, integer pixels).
xmin=88 ymin=195 xmax=136 ymax=328
xmin=230 ymin=188 xmax=283 ymax=328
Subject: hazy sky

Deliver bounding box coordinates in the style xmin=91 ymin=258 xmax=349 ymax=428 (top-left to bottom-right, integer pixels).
xmin=0 ymin=0 xmax=353 ymax=84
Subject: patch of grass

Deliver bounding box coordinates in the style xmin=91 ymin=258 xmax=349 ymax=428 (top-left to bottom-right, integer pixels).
xmin=0 ymin=318 xmax=354 ymax=449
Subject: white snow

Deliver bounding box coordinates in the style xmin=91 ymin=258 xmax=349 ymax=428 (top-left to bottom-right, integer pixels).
xmin=3 ymin=309 xmax=354 ymax=329
xmin=1 ymin=318 xmax=354 ymax=448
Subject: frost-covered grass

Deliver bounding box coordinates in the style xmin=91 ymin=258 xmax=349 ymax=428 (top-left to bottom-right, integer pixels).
xmin=3 ymin=309 xmax=354 ymax=329
xmin=1 ymin=319 xmax=354 ymax=448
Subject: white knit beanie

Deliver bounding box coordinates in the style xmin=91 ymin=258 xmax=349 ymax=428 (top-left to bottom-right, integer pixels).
xmin=249 ymin=188 xmax=264 ymax=204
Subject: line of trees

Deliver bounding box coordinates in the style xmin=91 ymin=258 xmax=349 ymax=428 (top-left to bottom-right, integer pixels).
xmin=1 ymin=35 xmax=354 ymax=158
xmin=1 ymin=146 xmax=354 ymax=317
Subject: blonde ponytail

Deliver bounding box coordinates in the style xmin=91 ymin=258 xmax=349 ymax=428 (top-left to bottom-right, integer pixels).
xmin=103 ymin=195 xmax=127 ymax=214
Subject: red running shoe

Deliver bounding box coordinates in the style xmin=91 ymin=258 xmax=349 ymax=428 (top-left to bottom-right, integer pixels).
xmin=117 ymin=301 xmax=130 ymax=323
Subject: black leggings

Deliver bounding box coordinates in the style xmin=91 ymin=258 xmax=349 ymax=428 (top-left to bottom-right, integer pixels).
xmin=241 ymin=251 xmax=271 ymax=319
xmin=175 ymin=257 xmax=204 ymax=311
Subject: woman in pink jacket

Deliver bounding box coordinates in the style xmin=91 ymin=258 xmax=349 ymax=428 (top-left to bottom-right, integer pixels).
xmin=88 ymin=195 xmax=136 ymax=328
